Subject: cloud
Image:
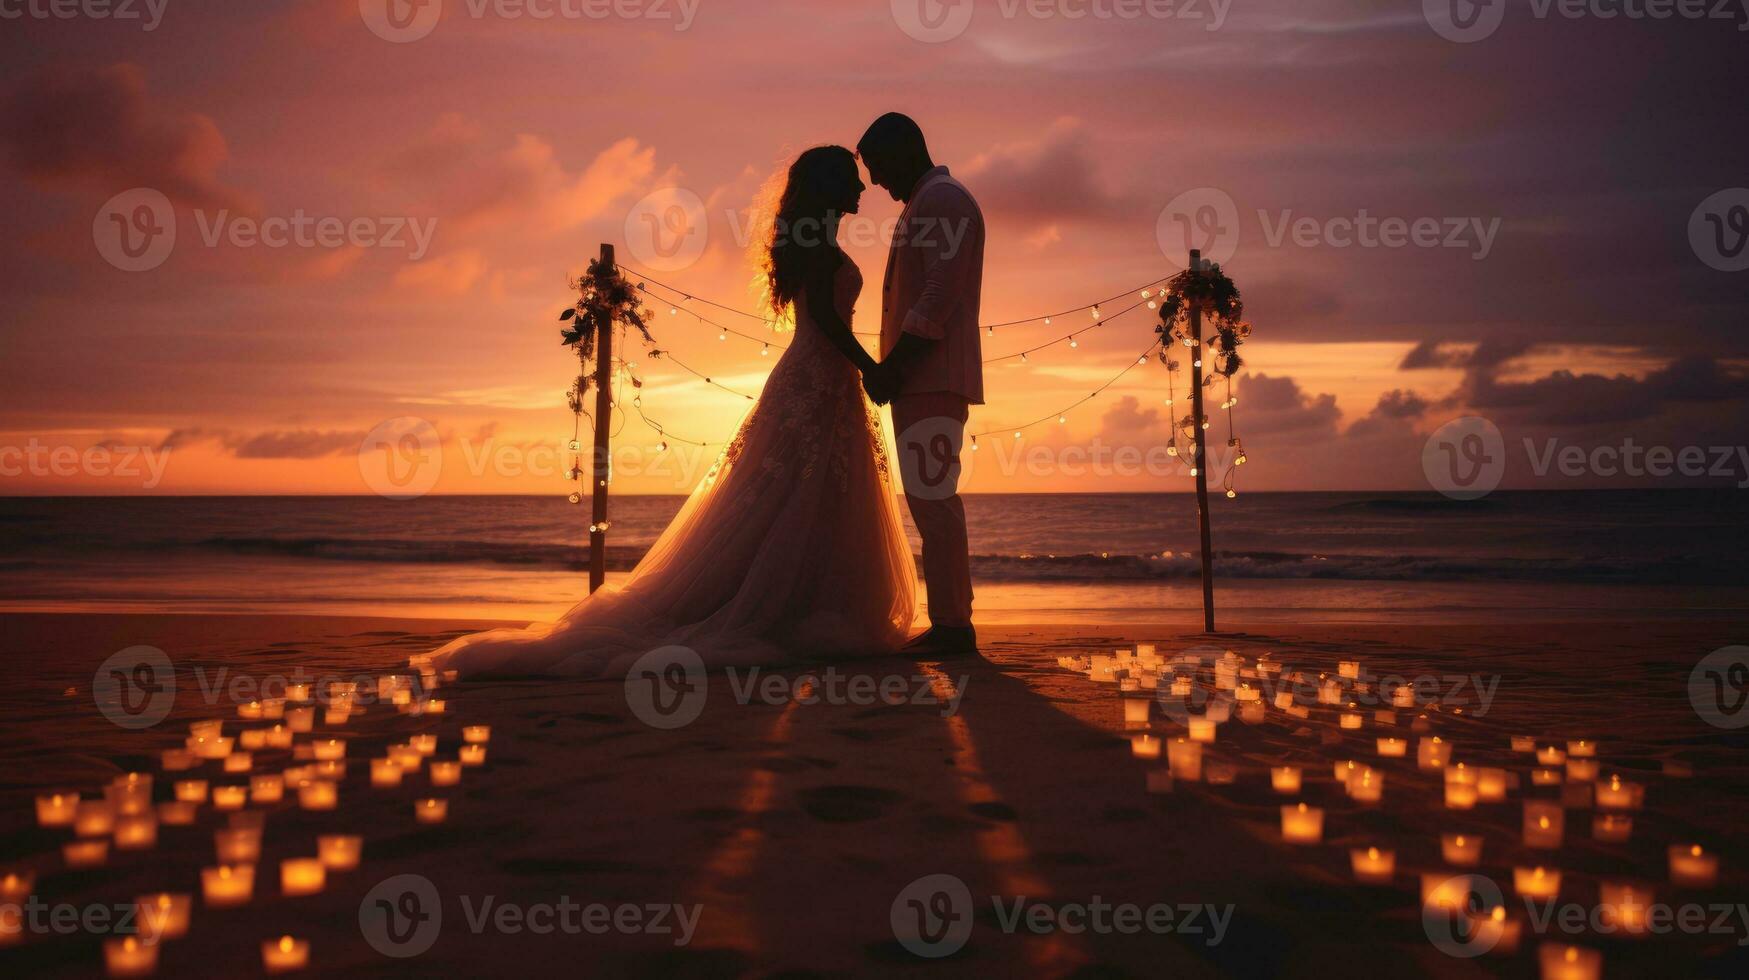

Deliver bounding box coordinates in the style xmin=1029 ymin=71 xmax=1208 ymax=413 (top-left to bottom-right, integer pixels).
xmin=1239 ymin=373 xmax=1341 ymax=437
xmin=393 ymin=248 xmax=489 ymax=297
xmin=1463 ymin=355 xmax=1749 ymax=427
xmin=231 ymin=430 xmax=364 ymax=459
xmin=449 ymin=134 xmax=659 ymax=231
xmin=961 ymin=117 xmax=1131 ymax=226
xmin=0 ymin=64 xmax=248 ymax=209
xmin=1345 ymin=388 xmax=1427 ymax=438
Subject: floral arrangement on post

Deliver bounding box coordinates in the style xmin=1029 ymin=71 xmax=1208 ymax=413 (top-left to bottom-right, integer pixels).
xmin=557 ymin=256 xmax=656 ymax=505
xmin=1156 ymin=261 xmax=1252 ymax=497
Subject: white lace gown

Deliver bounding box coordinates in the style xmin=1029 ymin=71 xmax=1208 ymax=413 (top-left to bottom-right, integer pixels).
xmin=414 ymin=258 xmax=917 ymax=678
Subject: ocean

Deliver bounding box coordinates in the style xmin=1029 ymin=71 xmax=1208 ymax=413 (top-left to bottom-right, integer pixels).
xmin=2 ymin=491 xmax=1745 ymax=625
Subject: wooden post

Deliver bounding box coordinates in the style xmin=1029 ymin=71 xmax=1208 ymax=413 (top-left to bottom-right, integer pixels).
xmin=1187 ymin=249 xmax=1216 ymax=632
xmin=588 ymin=243 xmax=614 ymax=593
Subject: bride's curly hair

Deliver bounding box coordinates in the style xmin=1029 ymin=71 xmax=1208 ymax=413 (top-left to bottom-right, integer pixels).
xmin=753 ymin=145 xmax=857 ymax=320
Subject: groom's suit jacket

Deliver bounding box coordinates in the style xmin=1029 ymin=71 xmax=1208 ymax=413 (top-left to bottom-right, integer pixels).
xmin=880 ymin=166 xmax=985 ymax=405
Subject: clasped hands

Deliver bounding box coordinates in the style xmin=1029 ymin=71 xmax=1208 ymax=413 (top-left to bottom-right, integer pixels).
xmin=861 ymin=361 xmax=900 ymax=406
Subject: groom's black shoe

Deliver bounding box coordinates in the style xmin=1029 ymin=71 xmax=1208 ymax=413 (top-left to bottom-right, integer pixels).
xmin=902 ymin=625 xmax=979 ymax=659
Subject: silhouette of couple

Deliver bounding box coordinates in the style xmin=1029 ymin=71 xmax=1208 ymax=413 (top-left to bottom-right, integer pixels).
xmin=419 ymin=113 xmax=984 ymax=678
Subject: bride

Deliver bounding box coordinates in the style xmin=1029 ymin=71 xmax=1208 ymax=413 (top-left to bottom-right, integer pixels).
xmin=415 ymin=146 xmax=917 ymax=678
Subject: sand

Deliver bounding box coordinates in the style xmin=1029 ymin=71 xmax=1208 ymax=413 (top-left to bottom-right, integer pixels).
xmin=1 ymin=613 xmax=1745 ymax=978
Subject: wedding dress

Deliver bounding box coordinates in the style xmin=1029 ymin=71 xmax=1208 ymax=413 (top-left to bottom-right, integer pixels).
xmin=414 ymin=256 xmax=917 ymax=678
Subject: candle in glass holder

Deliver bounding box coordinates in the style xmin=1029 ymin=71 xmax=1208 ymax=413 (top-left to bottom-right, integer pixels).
xmin=135 ymin=893 xmax=190 ymax=941
xmin=1280 ymin=803 xmax=1323 ymax=844
xmin=36 ymin=792 xmax=79 ymax=827
xmin=409 ymin=734 xmax=438 ymax=756
xmin=157 ymin=801 xmax=197 ymax=826
xmin=223 ymin=752 xmax=254 ymax=774
xmin=1130 ymin=734 xmax=1161 ymax=759
xmin=1441 ymin=833 xmax=1482 ymax=866
xmin=1348 ymin=767 xmax=1383 ymax=803
xmin=284 ymin=707 xmax=314 ymax=733
xmin=1167 ymin=738 xmax=1201 ymax=780
xmin=1469 ymin=905 xmax=1522 ymax=955
xmin=1595 ymin=775 xmax=1641 ymax=810
xmin=1593 ymin=813 xmax=1632 ymax=843
xmin=1510 ymin=734 xmax=1536 ymax=752
xmin=211 ymin=786 xmax=247 ymax=811
xmin=1333 ymin=759 xmax=1358 ymax=782
xmin=262 ymin=935 xmax=309 ymax=974
xmin=1513 ymin=865 xmax=1561 ymax=899
xmin=201 ymin=864 xmax=254 ymax=907
xmin=114 ymin=814 xmax=157 ymax=850
xmin=75 ymin=801 xmax=116 ymax=837
xmin=1531 ymin=768 xmax=1562 ymax=787
xmin=1338 ymin=660 xmax=1360 ymax=679
xmin=388 ymin=745 xmax=423 ymax=770
xmin=324 ymin=706 xmax=352 ymax=726
xmin=265 ymin=725 xmax=293 ymax=749
xmin=286 ymin=681 xmax=311 ymax=702
xmin=1536 ymin=745 xmax=1567 ymax=766
xmin=1566 ymin=739 xmax=1596 ymax=758
xmin=189 ymin=735 xmax=234 ymax=760
xmin=1538 ymin=943 xmax=1601 ymax=980
xmin=414 ymin=798 xmax=448 ymax=824
xmin=1564 ymin=758 xmax=1597 ymax=782
xmin=161 ymin=748 xmax=196 ymax=771
xmin=313 ymin=760 xmax=345 ymax=781
xmin=1417 ymin=737 xmax=1450 ymax=771
xmin=1444 ymin=781 xmax=1478 ymax=810
xmin=0 ymin=871 xmax=33 ymax=902
xmin=1392 ymin=686 xmax=1415 ymax=709
xmin=429 ymin=761 xmax=461 ymax=787
xmin=462 ymin=725 xmax=491 ymax=745
xmin=311 ymin=739 xmax=346 ymax=762
xmin=1597 ymin=881 xmax=1649 ymax=934
xmin=174 ymin=780 xmax=208 ymax=803
xmin=215 ymin=827 xmax=262 ymax=863
xmin=1350 ymin=846 xmax=1394 ymax=884
xmin=370 ymin=758 xmax=404 ymax=787
xmin=1270 ymin=766 xmax=1302 ymax=794
xmin=1187 ymin=717 xmax=1216 ymax=743
xmin=317 ymin=835 xmax=361 ymax=871
xmin=1339 ymin=711 xmax=1363 ymax=730
xmin=458 ymin=744 xmax=487 ymax=767
xmin=237 ymin=729 xmax=267 ymax=751
xmin=1668 ymin=844 xmax=1717 ymax=887
xmin=280 ymin=858 xmax=325 ymax=897
xmin=1421 ymin=873 xmax=1472 ymax=911
xmin=1523 ymin=802 xmax=1564 ymax=848
xmin=297 ymin=780 xmax=337 ymax=811
xmin=65 ymin=839 xmax=109 ymax=868
xmin=1377 ymin=737 xmax=1406 ymax=758
xmin=103 ymin=936 xmax=159 ymax=977
xmin=1121 ymin=697 xmax=1150 ymax=728
xmin=249 ymin=774 xmax=284 ymax=804
xmin=237 ymin=700 xmax=263 ymax=720
xmin=108 ymin=774 xmax=152 ymax=815
xmin=1477 ymin=768 xmax=1508 ymax=803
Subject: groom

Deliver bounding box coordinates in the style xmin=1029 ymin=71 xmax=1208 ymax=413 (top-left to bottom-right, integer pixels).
xmin=857 ymin=112 xmax=984 ymax=659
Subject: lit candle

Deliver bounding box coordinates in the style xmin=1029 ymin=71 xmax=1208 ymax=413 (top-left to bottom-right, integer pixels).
xmin=250 ymin=774 xmax=285 ymax=803
xmin=265 ymin=725 xmax=293 ymax=749
xmin=1597 ymin=881 xmax=1649 ymax=934
xmin=1444 ymin=781 xmax=1478 ymax=810
xmin=1347 ymin=767 xmax=1383 ymax=803
xmin=1376 ymin=737 xmax=1406 ymax=757
xmin=414 ymin=798 xmax=448 ymax=824
xmin=1566 ymin=739 xmax=1595 ymax=758
xmin=324 ymin=706 xmax=352 ymax=726
xmin=1536 ymin=745 xmax=1566 ymax=766
xmin=459 ymin=744 xmax=487 ymax=767
xmin=1441 ymin=832 xmax=1482 ymax=866
xmin=1593 ymin=814 xmax=1633 ymax=843
xmin=297 ymin=780 xmax=337 ymax=811
xmin=1421 ymin=873 xmax=1471 ymax=912
xmin=1280 ymin=803 xmax=1323 ymax=844
xmin=262 ymin=935 xmax=309 ymax=974
xmin=75 ymin=801 xmax=116 ymax=837
xmin=1391 ymin=686 xmax=1415 ymax=708
xmin=1594 ymin=775 xmax=1641 ymax=810
xmin=462 ymin=725 xmax=491 ymax=745
xmin=201 ymin=864 xmax=255 ymax=907
xmin=108 ymin=774 xmax=153 ymax=815
xmin=1187 ymin=718 xmax=1216 ymax=743
xmin=1531 ymin=768 xmax=1562 ymax=787
xmin=36 ymin=792 xmax=79 ymax=827
xmin=286 ymin=682 xmax=311 ymax=702
xmin=1167 ymin=738 xmax=1201 ymax=780
xmin=284 ymin=707 xmax=315 ymax=733
xmin=388 ymin=744 xmax=423 ymax=770
xmin=103 ymin=936 xmax=159 ymax=977
xmin=238 ymin=729 xmax=267 ymax=750
xmin=1523 ymin=802 xmax=1564 ymax=848
xmin=189 ymin=735 xmax=234 ymax=760
xmin=1564 ymin=759 xmax=1597 ymax=782
xmin=63 ymin=839 xmax=109 ymax=868
xmin=1338 ymin=660 xmax=1360 ymax=679
xmin=1417 ymin=737 xmax=1450 ymax=771
xmin=223 ymin=752 xmax=254 ymax=774
xmin=1510 ymin=735 xmax=1536 ymax=753
xmin=114 ymin=814 xmax=158 ymax=851
xmin=317 ymin=835 xmax=361 ymax=871
xmin=313 ymin=760 xmax=345 ymax=781
xmin=280 ymin=858 xmax=325 ymax=897
xmin=429 ymin=761 xmax=462 ymax=787
xmin=1339 ymin=712 xmax=1363 ymax=730
xmin=370 ymin=758 xmax=404 ymax=787
xmin=135 ymin=893 xmax=191 ymax=941
xmin=1468 ymin=906 xmax=1522 ymax=955
xmin=215 ymin=827 xmax=262 ymax=863
xmin=1333 ymin=759 xmax=1358 ymax=782
xmin=156 ymin=801 xmax=197 ymax=826
xmin=1350 ymin=846 xmax=1394 ymax=884
xmin=409 ymin=734 xmax=438 ymax=756
xmin=0 ymin=871 xmax=33 ymax=902
xmin=174 ymin=780 xmax=208 ymax=803
xmin=1121 ymin=697 xmax=1150 ymax=728
xmin=1513 ymin=865 xmax=1561 ymax=899
xmin=312 ymin=739 xmax=346 ymax=762
xmin=1477 ymin=768 xmax=1508 ymax=803
xmin=261 ymin=699 xmax=285 ymax=720
xmin=1668 ymin=844 xmax=1718 ymax=888
xmin=237 ymin=700 xmax=263 ymax=720
xmin=211 ymin=786 xmax=247 ymax=811
xmin=1537 ymin=943 xmax=1601 ymax=980
xmin=1130 ymin=734 xmax=1161 ymax=759
xmin=1270 ymin=766 xmax=1302 ymax=794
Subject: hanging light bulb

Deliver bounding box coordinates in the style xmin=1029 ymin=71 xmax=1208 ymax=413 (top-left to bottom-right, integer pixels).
xmin=1226 ymin=488 xmax=1237 ymax=499
xmin=1069 ymin=337 xmax=1078 ymax=349
xmin=1193 ymin=359 xmax=1203 ymax=368
xmin=1147 ymin=300 xmax=1157 ymax=310
xmin=971 ymin=436 xmax=979 ymax=451
xmin=986 ymin=325 xmax=994 ymax=336
xmin=761 ymin=343 xmax=770 ymax=356
xmin=568 ymin=439 xmax=581 ymax=451
xmin=669 ymin=306 xmax=677 ymax=315
xmin=1091 ymin=305 xmax=1101 ymax=320
xmin=568 ymin=492 xmax=581 ymax=504
xmin=1190 ymin=467 xmax=1199 ymax=476
xmin=1138 ymin=356 xmax=1148 ymax=364
xmin=1043 ymin=317 xmax=1052 ymax=326
xmin=1058 ymin=415 xmax=1066 ymax=424
xmin=718 ymin=331 xmax=727 ymax=341
xmin=1020 ymin=352 xmax=1029 ymax=363
xmin=1140 ymin=289 xmax=1152 ymax=299
xmin=659 ymin=440 xmax=669 ymax=452
xmin=1013 ymin=431 xmax=1022 ymax=439
xmin=1167 ymin=446 xmax=1179 ymax=457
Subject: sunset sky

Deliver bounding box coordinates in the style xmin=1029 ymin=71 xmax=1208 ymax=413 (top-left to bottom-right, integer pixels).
xmin=2 ymin=0 xmax=1745 ymax=495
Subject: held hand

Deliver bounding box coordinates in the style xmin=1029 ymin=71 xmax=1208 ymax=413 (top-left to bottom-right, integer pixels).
xmin=862 ymin=363 xmax=898 ymax=405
